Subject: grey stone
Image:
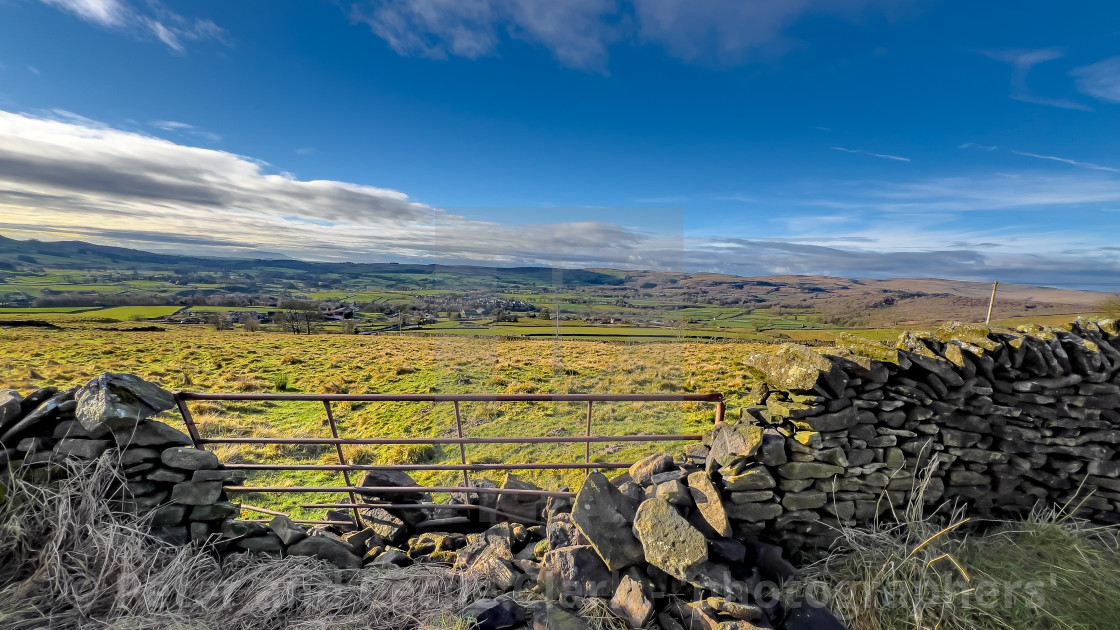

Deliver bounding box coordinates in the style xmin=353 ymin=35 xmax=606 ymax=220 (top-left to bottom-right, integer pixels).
xmin=610 ymin=571 xmax=655 ymax=628
xmin=532 ymin=603 xmax=591 ymax=630
xmin=777 ymin=462 xmax=845 ymax=480
xmin=113 ymin=420 xmax=192 ymax=448
xmin=358 ymin=507 xmax=408 ymax=546
xmin=0 ymin=389 xmax=22 ymax=433
xmin=237 ymin=533 xmax=284 ymax=553
xmin=722 ymin=466 xmax=776 ymax=491
xmin=170 ymin=481 xmax=223 ymax=505
xmin=495 ymin=473 xmax=544 ymax=524
xmin=152 ymin=525 xmax=190 ymax=546
xmin=799 ymin=405 xmax=858 ymax=432
xmin=546 ymin=511 xmax=587 ymax=549
xmin=571 ymin=472 xmax=643 ymax=571
xmin=781 ymin=491 xmax=827 ymax=511
xmin=269 ymin=515 xmax=308 ymax=545
xmin=538 ymin=545 xmax=613 ymax=599
xmin=54 ymin=438 xmax=112 ymax=459
xmin=161 ymin=447 xmax=219 ymax=470
xmin=75 ymin=373 xmax=175 ymax=434
xmin=728 ymin=490 xmax=775 ymax=503
xmin=630 ymin=452 xmax=674 ymax=485
xmin=147 ymin=468 xmax=187 ymax=483
xmin=0 ymin=388 xmax=74 ymax=444
xmin=633 ymin=498 xmax=708 ymax=581
xmin=190 ymin=501 xmax=240 ymax=521
xmin=288 ymin=536 xmax=363 ymax=569
xmin=706 ymin=424 xmax=763 ymax=471
xmin=687 ymin=471 xmax=731 ymax=538
xmin=221 ymin=520 xmax=270 ymax=538
xmin=150 ymin=504 xmax=187 ymax=527
xmin=462 ymin=599 xmax=527 ymax=630
xmin=725 ymin=502 xmax=783 ymax=522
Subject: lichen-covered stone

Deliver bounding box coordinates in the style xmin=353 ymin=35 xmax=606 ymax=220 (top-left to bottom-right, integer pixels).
xmin=75 ymin=373 xmax=175 ymax=434
xmin=571 ymin=472 xmax=643 ymax=571
xmin=633 ymin=498 xmax=708 ymax=581
xmin=687 ymin=471 xmax=731 ymax=538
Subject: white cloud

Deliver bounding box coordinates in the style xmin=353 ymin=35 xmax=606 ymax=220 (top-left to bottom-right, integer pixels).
xmin=38 ymin=0 xmax=227 ymax=53
xmin=1073 ymin=56 xmax=1120 ymax=103
xmin=41 ymin=0 xmax=127 ymax=27
xmin=958 ymin=142 xmax=998 ymax=151
xmin=982 ymin=47 xmax=1090 ymax=111
xmin=351 ymin=0 xmax=907 ymax=70
xmin=832 ymin=147 xmax=910 ymax=162
xmin=1 ymin=108 xmax=1118 ymax=288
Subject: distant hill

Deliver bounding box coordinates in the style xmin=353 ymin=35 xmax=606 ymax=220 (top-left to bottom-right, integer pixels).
xmin=0 ymin=234 xmax=1107 ymax=324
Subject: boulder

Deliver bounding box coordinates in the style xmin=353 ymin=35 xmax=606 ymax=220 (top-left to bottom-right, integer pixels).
xmin=287 ymin=536 xmax=363 ymax=569
xmin=570 ymin=472 xmax=644 ymax=570
xmin=744 ymin=345 xmax=848 ymax=398
xmin=75 ymin=373 xmax=175 ymax=434
xmin=461 ymin=598 xmax=527 ymax=630
xmin=687 ymin=471 xmax=731 ymax=537
xmin=633 ymin=498 xmax=708 ymax=581
xmin=161 ymin=447 xmax=219 ymax=470
xmin=538 ymin=545 xmax=613 ymax=599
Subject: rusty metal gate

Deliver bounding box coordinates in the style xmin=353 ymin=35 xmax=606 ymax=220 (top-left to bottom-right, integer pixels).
xmin=171 ymin=392 xmax=725 ymax=528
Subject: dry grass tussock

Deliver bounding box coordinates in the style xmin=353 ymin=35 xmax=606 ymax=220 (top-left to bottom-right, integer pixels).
xmin=0 ymin=456 xmax=484 ymax=630
xmin=788 ymin=465 xmax=1120 ymax=630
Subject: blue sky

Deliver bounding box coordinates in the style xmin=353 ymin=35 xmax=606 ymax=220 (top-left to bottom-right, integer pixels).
xmin=0 ymin=0 xmax=1119 ymax=289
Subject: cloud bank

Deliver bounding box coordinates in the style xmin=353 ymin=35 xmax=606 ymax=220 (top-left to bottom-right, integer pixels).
xmin=1 ymin=109 xmax=1119 ymax=289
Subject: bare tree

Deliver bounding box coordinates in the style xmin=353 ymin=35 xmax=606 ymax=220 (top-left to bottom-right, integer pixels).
xmin=241 ymin=313 xmax=261 ymax=332
xmin=206 ymin=312 xmax=232 ymax=331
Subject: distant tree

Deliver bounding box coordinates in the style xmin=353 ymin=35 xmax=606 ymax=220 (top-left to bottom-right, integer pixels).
xmin=207 ymin=312 xmax=232 ymax=331
xmin=241 ymin=313 xmax=261 ymax=332
xmin=339 ymin=320 xmax=358 ymax=334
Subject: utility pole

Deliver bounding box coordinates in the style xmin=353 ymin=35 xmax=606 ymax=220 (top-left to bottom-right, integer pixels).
xmin=985 ymin=281 xmax=998 ymax=324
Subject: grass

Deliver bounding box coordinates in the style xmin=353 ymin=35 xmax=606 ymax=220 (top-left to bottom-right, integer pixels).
xmin=788 ymin=467 xmax=1120 ymax=630
xmin=0 ymin=321 xmax=763 ymax=516
xmin=75 ymin=305 xmax=184 ymax=320
xmin=0 ymin=456 xmax=484 ymax=629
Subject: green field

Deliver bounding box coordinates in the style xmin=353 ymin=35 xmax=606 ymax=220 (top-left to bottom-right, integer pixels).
xmin=82 ymin=306 xmax=184 ymax=319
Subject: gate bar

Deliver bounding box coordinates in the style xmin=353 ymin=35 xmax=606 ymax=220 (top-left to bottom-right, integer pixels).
xmin=224 ymin=485 xmax=575 ymax=497
xmin=194 ymin=434 xmax=702 ymax=445
xmin=175 ymin=392 xmax=724 ymax=403
xmin=220 ymin=462 xmax=634 ymax=472
xmin=323 ymin=400 xmax=363 ymax=529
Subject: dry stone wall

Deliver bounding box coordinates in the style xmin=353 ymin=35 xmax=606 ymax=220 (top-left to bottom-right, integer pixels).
xmin=709 ymin=318 xmax=1120 ymax=554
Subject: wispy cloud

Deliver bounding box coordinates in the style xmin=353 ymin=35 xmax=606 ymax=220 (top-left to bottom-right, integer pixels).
xmin=831 ymin=147 xmax=910 ymax=162
xmin=27 ymin=66 xmax=40 ymax=75
xmin=149 ymin=120 xmax=221 ymax=142
xmin=959 ymin=142 xmax=998 ymax=151
xmin=1011 ymin=150 xmax=1120 ymax=173
xmin=38 ymin=0 xmax=228 ymax=53
xmin=1073 ymin=56 xmax=1120 ymax=104
xmin=982 ymin=47 xmax=1090 ymax=111
xmin=295 ymin=147 xmax=317 ymax=156
xmin=350 ymin=0 xmax=908 ymax=71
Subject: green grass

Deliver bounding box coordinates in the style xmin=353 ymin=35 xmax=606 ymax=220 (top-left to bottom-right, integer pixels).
xmin=84 ymin=306 xmax=184 ymax=320
xmin=0 ymin=307 xmax=99 ymax=313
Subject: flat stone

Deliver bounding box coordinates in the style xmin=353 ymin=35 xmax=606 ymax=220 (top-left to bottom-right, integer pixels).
xmin=781 ymin=491 xmax=827 ymax=511
xmin=633 ymin=498 xmax=708 ymax=581
xmin=571 ymin=472 xmax=643 ymax=571
xmin=190 ymin=501 xmax=240 ymax=521
xmin=722 ymin=466 xmax=776 ymax=491
xmin=54 ymin=438 xmax=112 ymax=460
xmin=161 ymin=447 xmax=219 ymax=470
xmin=113 ymin=420 xmax=192 ymax=448
xmin=288 ymin=536 xmax=363 ymax=569
xmin=147 ymin=468 xmax=187 ymax=483
xmin=725 ymin=502 xmax=783 ymax=523
xmin=630 ymin=452 xmax=674 ymax=485
xmin=120 ymin=447 xmax=161 ymax=465
xmin=744 ymin=344 xmax=848 ymax=397
xmin=538 ymin=545 xmax=613 ymax=599
xmin=170 ymin=481 xmax=223 ymax=505
xmin=221 ymin=520 xmax=270 ymax=538
xmin=237 ymin=533 xmax=284 ymax=553
xmin=687 ymin=471 xmax=731 ymax=538
xmin=777 ymin=462 xmax=845 ymax=480
xmin=0 ymin=388 xmax=74 ymax=444
xmin=150 ymin=504 xmax=187 ymax=527
xmin=462 ymin=598 xmax=527 ymax=630
xmin=269 ymin=515 xmax=309 ymax=545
